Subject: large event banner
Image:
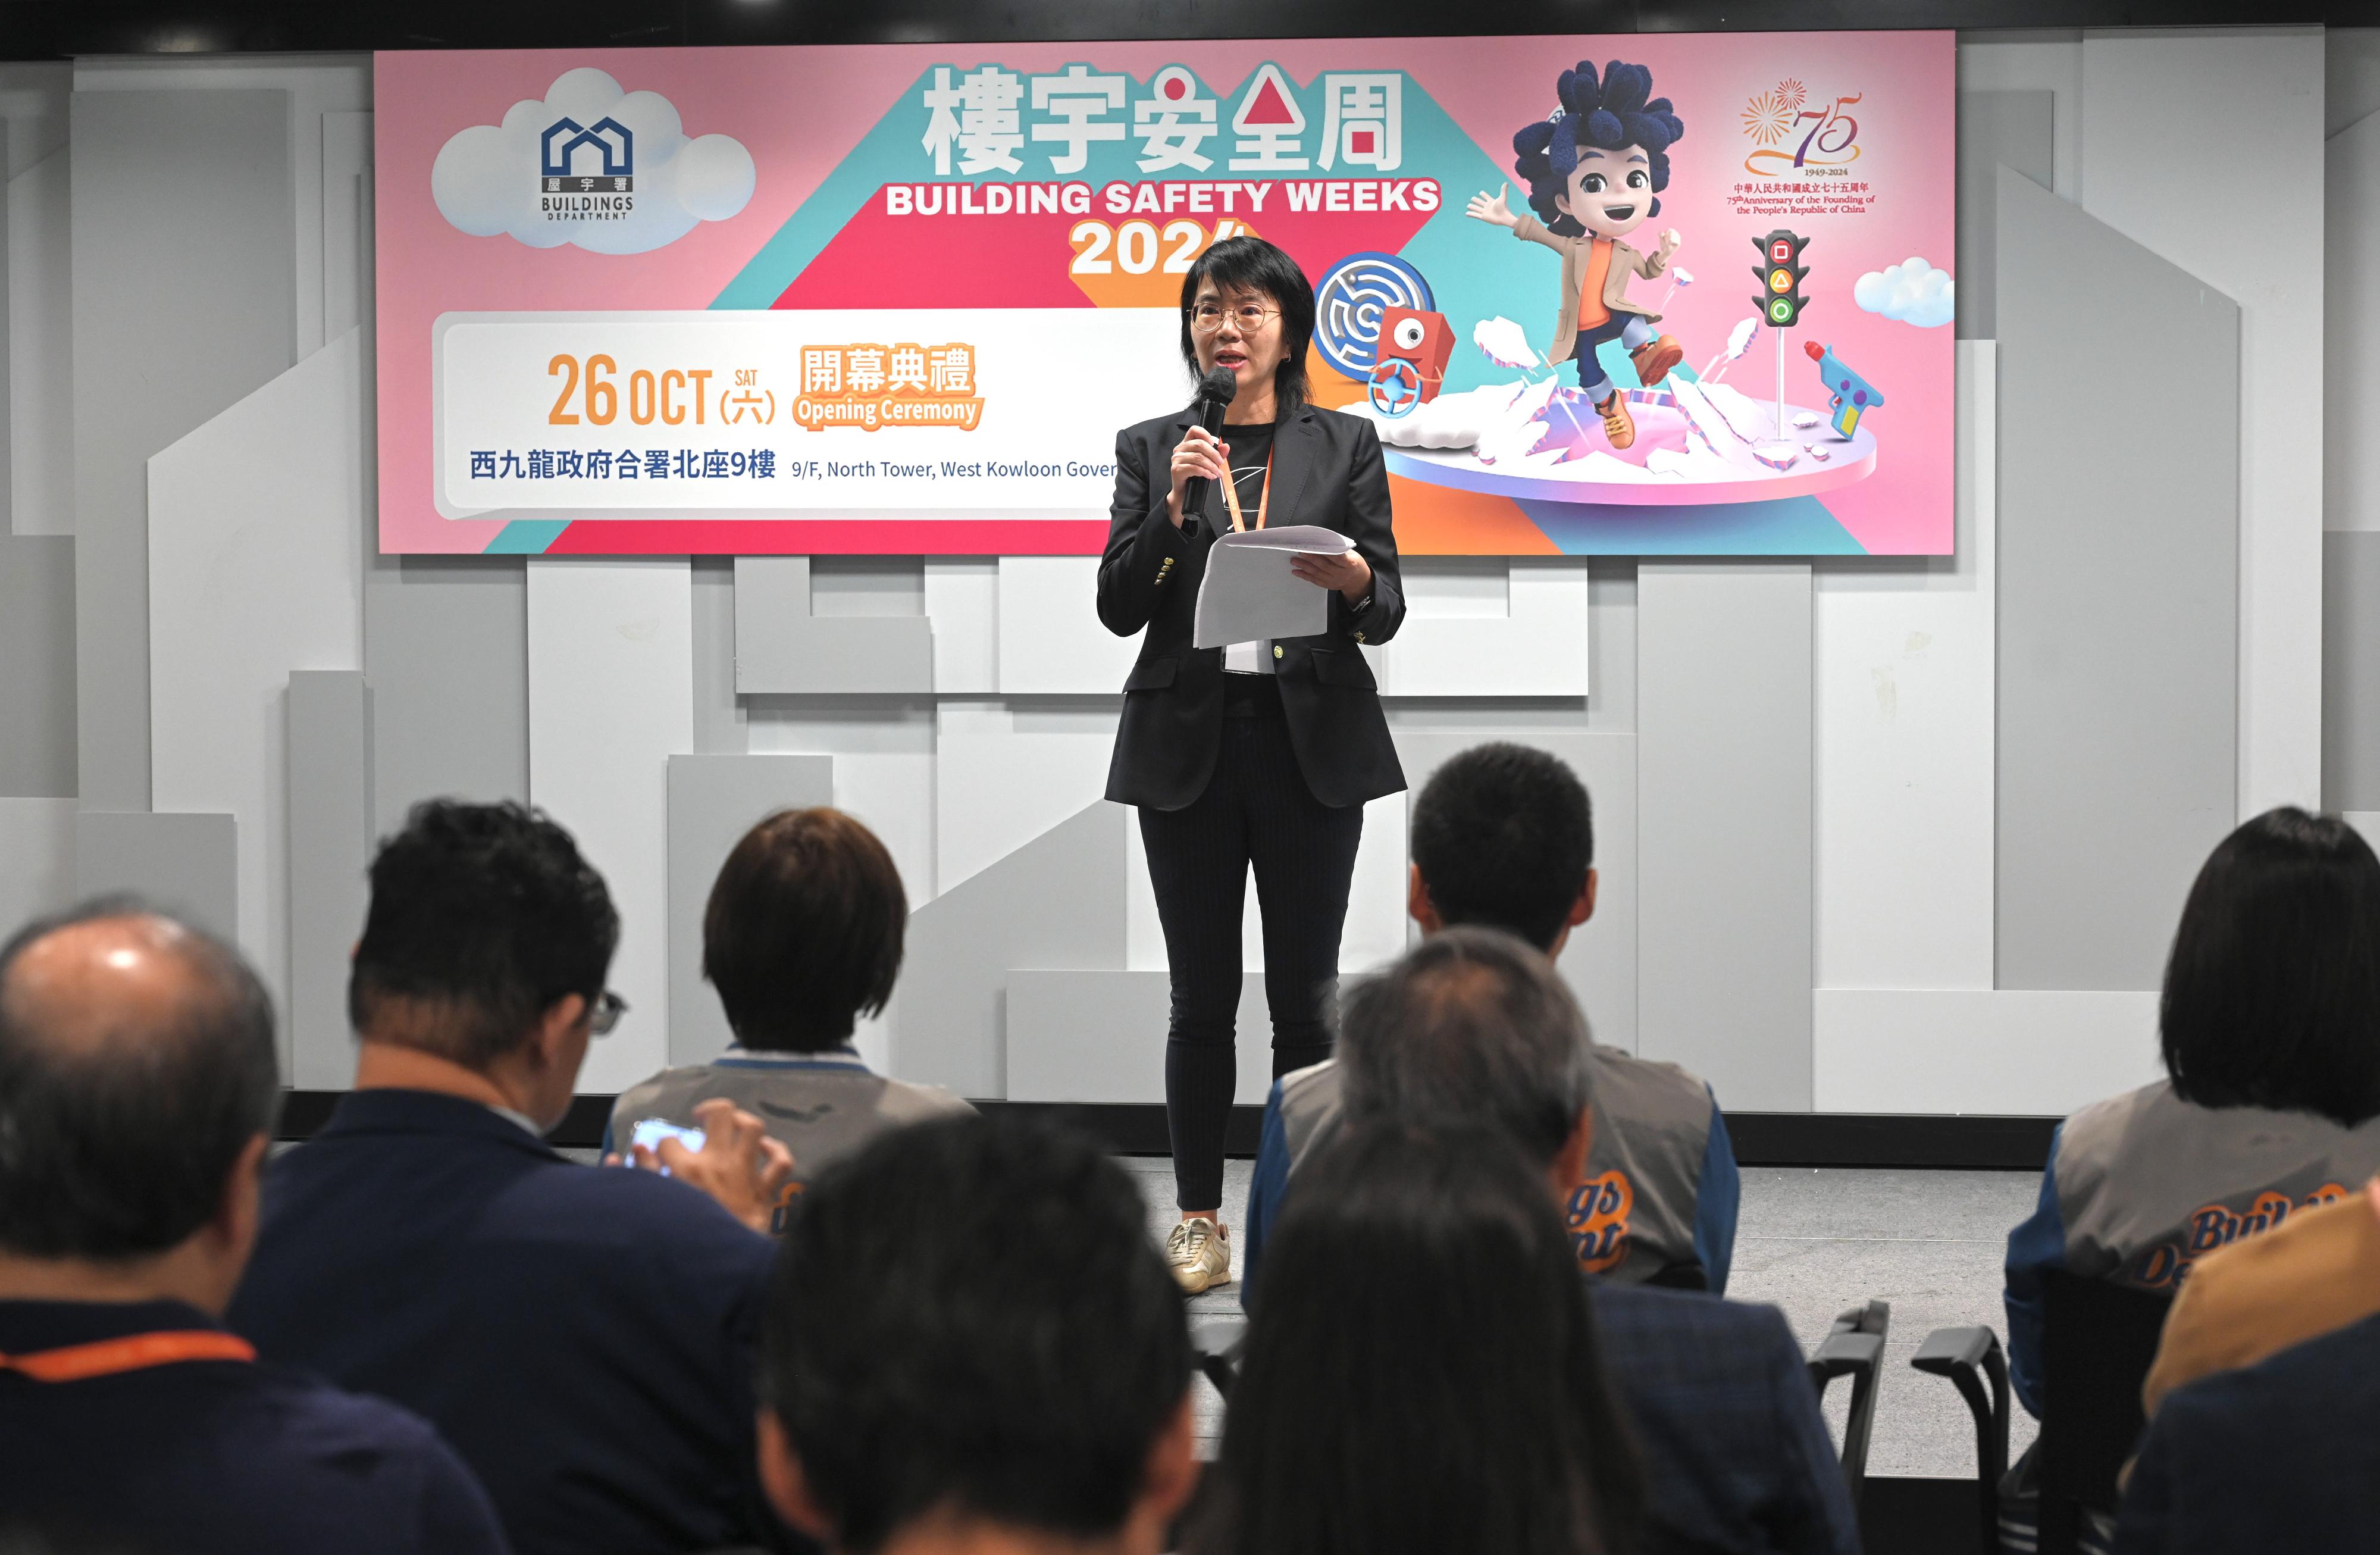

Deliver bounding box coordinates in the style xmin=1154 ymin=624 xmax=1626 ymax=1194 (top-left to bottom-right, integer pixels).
xmin=375 ymin=35 xmax=1955 ymax=556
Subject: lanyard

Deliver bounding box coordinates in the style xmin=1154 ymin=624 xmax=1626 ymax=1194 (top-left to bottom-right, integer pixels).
xmin=1220 ymin=450 xmax=1273 ymax=533
xmin=0 ymin=1329 xmax=255 ymax=1383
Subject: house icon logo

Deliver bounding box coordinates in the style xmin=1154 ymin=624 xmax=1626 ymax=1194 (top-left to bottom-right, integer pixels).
xmin=540 ymin=115 xmax=634 ymax=195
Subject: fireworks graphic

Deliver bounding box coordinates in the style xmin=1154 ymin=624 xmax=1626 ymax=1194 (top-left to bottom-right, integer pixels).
xmin=1778 ymin=77 xmax=1807 ymax=111
xmin=1742 ymin=87 xmax=1793 ymax=145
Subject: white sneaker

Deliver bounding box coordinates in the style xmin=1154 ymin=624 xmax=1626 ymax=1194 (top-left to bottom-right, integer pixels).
xmin=1166 ymin=1216 xmax=1232 ymax=1294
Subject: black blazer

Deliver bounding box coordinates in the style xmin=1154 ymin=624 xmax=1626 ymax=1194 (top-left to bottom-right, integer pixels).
xmin=1098 ymin=401 xmax=1407 ymax=811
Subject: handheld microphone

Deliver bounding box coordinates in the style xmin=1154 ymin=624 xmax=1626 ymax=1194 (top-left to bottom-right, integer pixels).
xmin=1180 ymin=365 xmax=1239 ymax=524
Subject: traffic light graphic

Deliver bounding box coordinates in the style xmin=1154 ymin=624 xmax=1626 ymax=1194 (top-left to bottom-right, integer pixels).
xmin=1753 ymin=230 xmax=1811 ymax=328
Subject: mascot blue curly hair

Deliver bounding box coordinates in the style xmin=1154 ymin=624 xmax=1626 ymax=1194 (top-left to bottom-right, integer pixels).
xmin=1512 ymin=60 xmax=1686 ymax=237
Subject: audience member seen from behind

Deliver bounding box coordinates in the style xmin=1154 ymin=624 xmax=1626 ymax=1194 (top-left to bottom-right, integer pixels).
xmin=229 ymin=801 xmax=794 ymax=1555
xmin=1188 ymin=1124 xmax=1644 ymax=1555
xmin=756 ymin=1114 xmax=1197 ymax=1555
xmin=2114 ymin=1302 xmax=2380 ymax=1554
xmin=1244 ymin=742 xmax=1738 ymax=1297
xmin=2003 ymin=808 xmax=2380 ymax=1421
xmin=1326 ymin=928 xmax=1857 ymax=1555
xmin=609 ymin=807 xmax=970 ymax=1231
xmin=0 ymin=903 xmax=506 ymax=1555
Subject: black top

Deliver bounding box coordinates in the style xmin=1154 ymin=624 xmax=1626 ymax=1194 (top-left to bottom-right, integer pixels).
xmin=1218 ymin=418 xmax=1277 ymax=530
xmin=228 ymin=1090 xmax=793 ymax=1555
xmin=1098 ymin=402 xmax=1407 ymax=811
xmin=0 ymin=1297 xmax=509 ymax=1555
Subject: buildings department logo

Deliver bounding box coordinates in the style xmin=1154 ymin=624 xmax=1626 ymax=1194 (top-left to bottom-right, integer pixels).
xmin=541 ymin=115 xmax=635 ymax=195
xmin=433 ymin=66 xmax=754 ymax=255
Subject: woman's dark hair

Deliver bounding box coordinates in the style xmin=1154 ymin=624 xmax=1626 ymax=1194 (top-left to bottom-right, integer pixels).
xmin=704 ymin=807 xmax=906 ymax=1052
xmin=1512 ymin=61 xmax=1684 ymax=238
xmin=2160 ymin=806 xmax=2380 ymax=1125
xmin=1186 ymin=1125 xmax=1642 ymax=1555
xmin=348 ymin=799 xmax=618 ymax=1068
xmin=1411 ymin=743 xmax=1595 ymax=952
xmin=1177 ymin=236 xmax=1313 ymax=416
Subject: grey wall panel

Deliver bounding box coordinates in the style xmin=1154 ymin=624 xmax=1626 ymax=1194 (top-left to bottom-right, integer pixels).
xmin=1637 ymin=564 xmax=1813 ymax=1111
xmin=0 ymin=533 xmax=73 ymax=796
xmin=1383 ymin=720 xmax=1637 ymax=1055
xmin=1996 ymin=166 xmax=2238 ymax=990
xmin=1587 ymin=561 xmax=1636 ymax=733
xmin=2325 ymin=532 xmax=2380 ymax=808
xmin=690 ymin=556 xmax=745 ymax=755
xmin=286 ymin=671 xmax=369 ymax=1087
xmin=71 ymin=89 xmax=293 ymax=811
xmin=887 ymin=799 xmax=1128 ymax=1099
xmin=362 ymin=556 xmax=529 ymax=837
xmin=665 ymin=753 xmax=834 ymax=1068
xmin=735 ymin=556 xmax=934 ymax=694
xmin=1958 ymin=90 xmax=2056 ymax=341
xmin=75 ymin=810 xmax=235 ymax=943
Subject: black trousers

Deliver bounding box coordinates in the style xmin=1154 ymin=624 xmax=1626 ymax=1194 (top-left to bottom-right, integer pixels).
xmin=1139 ymin=689 xmax=1365 ymax=1212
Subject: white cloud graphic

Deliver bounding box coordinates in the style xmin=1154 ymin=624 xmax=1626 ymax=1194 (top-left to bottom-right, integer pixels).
xmin=432 ymin=67 xmax=756 ymax=255
xmin=1853 ymin=256 xmax=1955 ymax=328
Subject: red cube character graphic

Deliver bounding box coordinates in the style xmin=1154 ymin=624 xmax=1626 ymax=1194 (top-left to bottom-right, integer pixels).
xmin=1368 ymin=306 xmax=1454 ymax=417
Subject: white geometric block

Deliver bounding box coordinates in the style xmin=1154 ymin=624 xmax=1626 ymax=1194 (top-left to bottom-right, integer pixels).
xmin=1371 ymin=559 xmax=1592 ymax=697
xmin=999 ymin=554 xmax=1141 ymax=694
xmin=1814 ymin=988 xmax=2164 ymax=1115
xmin=148 ymin=329 xmax=366 ymax=1015
xmin=528 ymin=557 xmax=693 ymax=1092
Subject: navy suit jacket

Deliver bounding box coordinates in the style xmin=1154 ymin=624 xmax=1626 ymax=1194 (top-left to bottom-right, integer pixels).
xmin=2116 ymin=1309 xmax=2380 ymax=1554
xmin=229 ymin=1090 xmax=783 ymax=1555
xmin=1589 ymin=1281 xmax=1862 ymax=1555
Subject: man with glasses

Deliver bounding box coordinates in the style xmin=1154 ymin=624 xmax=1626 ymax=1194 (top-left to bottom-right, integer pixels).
xmin=230 ymin=800 xmax=798 ymax=1555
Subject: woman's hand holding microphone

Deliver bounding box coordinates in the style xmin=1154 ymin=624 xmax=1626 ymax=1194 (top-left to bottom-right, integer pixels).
xmin=1166 ymin=424 xmax=1232 ymax=528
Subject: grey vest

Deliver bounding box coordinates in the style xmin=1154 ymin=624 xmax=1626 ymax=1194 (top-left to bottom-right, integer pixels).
xmin=609 ymin=1048 xmax=975 ymax=1234
xmin=1277 ymin=1046 xmax=1717 ymax=1283
xmin=2055 ymin=1079 xmax=2380 ymax=1290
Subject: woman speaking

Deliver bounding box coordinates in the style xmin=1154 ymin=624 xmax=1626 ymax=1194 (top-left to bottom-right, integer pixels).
xmin=1097 ymin=236 xmax=1405 ymax=1293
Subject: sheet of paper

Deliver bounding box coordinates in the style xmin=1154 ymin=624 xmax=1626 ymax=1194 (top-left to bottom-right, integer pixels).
xmin=1192 ymin=525 xmax=1353 ymax=649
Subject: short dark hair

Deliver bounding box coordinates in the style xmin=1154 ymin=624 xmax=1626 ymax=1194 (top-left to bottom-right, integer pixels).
xmin=2161 ymin=807 xmax=2380 ymax=1125
xmin=762 ymin=1114 xmax=1189 ymax=1554
xmin=1186 ymin=1125 xmax=1642 ymax=1555
xmin=1339 ymin=925 xmax=1593 ymax=1168
xmin=348 ymin=800 xmax=618 ymax=1068
xmin=0 ymin=900 xmax=278 ymax=1259
xmin=704 ymin=808 xmax=905 ymax=1053
xmin=1178 ymin=235 xmax=1314 ymax=415
xmin=1411 ymin=743 xmax=1594 ymax=951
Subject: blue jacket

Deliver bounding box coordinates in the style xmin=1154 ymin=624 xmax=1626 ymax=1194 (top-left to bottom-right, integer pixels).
xmin=1590 ymin=1282 xmax=1861 ymax=1555
xmin=2116 ymin=1310 xmax=2380 ymax=1554
xmin=229 ymin=1089 xmax=785 ymax=1555
xmin=0 ymin=1297 xmax=507 ymax=1555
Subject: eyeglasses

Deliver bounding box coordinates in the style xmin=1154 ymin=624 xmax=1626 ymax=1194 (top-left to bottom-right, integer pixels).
xmin=589 ymin=990 xmax=628 ymax=1037
xmin=1190 ymin=302 xmax=1279 ymax=334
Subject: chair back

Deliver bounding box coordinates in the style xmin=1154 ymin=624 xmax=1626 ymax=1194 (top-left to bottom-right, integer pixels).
xmin=2036 ymin=1269 xmax=2171 ymax=1555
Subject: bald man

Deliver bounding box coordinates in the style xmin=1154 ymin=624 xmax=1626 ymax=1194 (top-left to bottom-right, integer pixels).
xmin=0 ymin=901 xmax=508 ymax=1555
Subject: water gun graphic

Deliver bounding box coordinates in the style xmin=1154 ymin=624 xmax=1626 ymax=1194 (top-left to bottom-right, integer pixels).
xmin=1805 ymin=340 xmax=1883 ymax=437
